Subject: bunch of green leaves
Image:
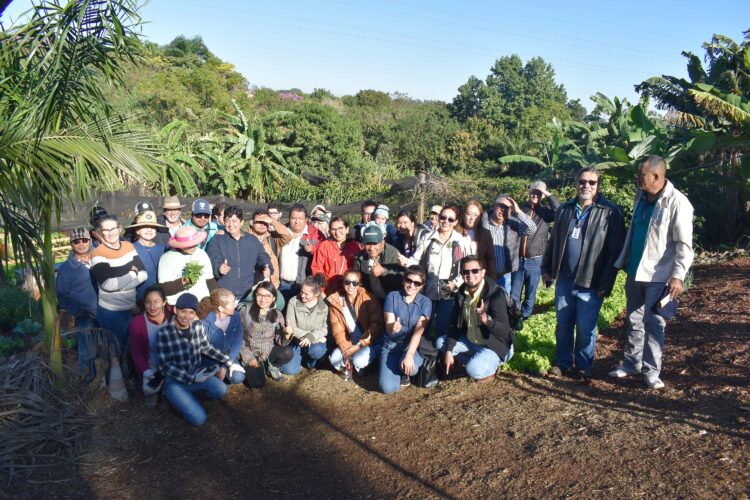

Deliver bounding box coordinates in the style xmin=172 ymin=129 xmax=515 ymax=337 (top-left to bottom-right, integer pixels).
xmin=182 ymin=262 xmax=204 ymax=288
xmin=0 ymin=336 xmax=25 ymax=357
xmin=0 ymin=286 xmax=42 ymax=332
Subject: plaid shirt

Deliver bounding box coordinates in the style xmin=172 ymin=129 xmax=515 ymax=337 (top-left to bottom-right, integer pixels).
xmin=483 ymin=211 xmax=536 ymax=276
xmin=157 ymin=318 xmax=230 ymax=384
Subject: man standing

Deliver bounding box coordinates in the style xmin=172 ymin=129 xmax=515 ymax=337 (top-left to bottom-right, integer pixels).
xmin=311 ymin=216 xmax=361 ymax=294
xmin=278 ymin=204 xmax=325 ymax=301
xmin=542 ymin=166 xmax=625 ymax=380
xmin=436 ymin=256 xmax=514 ymax=382
xmin=511 ymin=181 xmax=560 ymax=326
xmin=609 ymin=156 xmax=694 ymax=389
xmin=354 ymin=225 xmax=406 ymax=300
xmin=353 ymin=200 xmax=377 ymax=243
xmin=160 ymin=196 xmax=185 ymax=237
xmin=249 ymin=210 xmax=293 ymax=287
xmin=206 ymin=206 xmax=273 ymax=300
xmin=482 ymin=195 xmax=537 ymax=294
xmin=185 ymin=198 xmax=220 ymax=250
xmin=56 ymin=227 xmax=98 ymax=381
xmin=425 ymin=205 xmax=442 ymax=231
xmin=267 ymin=202 xmax=283 ymax=221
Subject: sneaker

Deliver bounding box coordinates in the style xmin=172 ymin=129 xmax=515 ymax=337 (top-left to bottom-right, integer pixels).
xmin=400 ymin=374 xmax=411 ymax=387
xmin=645 ymin=376 xmax=665 ymax=389
xmin=267 ymin=364 xmax=286 ymax=382
xmin=342 ymin=365 xmax=353 ymax=382
xmin=609 ymin=366 xmax=639 ymax=378
xmin=574 ymin=368 xmax=591 ymax=381
xmin=547 ymin=365 xmax=563 ymax=377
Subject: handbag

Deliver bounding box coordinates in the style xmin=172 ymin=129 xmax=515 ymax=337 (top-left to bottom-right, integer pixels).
xmin=414 ymin=356 xmax=438 ymax=388
xmin=242 ymin=362 xmax=266 ymax=389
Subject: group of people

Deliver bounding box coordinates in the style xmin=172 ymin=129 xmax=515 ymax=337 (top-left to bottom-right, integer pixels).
xmin=56 ymin=155 xmax=694 ymax=425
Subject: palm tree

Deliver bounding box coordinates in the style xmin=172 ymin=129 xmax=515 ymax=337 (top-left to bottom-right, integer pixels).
xmin=0 ymin=0 xmax=163 ymax=374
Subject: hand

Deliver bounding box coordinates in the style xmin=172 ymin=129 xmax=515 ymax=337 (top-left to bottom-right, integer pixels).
xmin=247 ymin=358 xmax=259 ymax=369
xmin=298 ymin=337 xmax=311 ymax=348
xmin=401 ymin=353 xmax=415 ymax=376
xmin=392 ymin=317 xmax=402 ymax=334
xmin=508 ymin=197 xmax=521 ymax=214
xmin=193 ymin=366 xmax=215 ymax=384
xmin=542 ymin=273 xmax=553 ymax=288
xmin=447 ymin=281 xmax=456 ymax=291
xmin=216 ymin=367 xmax=227 ymax=381
xmin=668 ymin=277 xmax=684 ymax=299
xmin=371 ymin=262 xmax=384 ymax=277
xmin=263 ymin=265 xmax=271 ymax=279
xmin=397 ymin=254 xmax=409 ymax=267
xmin=285 ymin=324 xmax=295 ymax=335
xmin=343 ymin=343 xmax=361 ymax=359
xmin=219 ymin=259 xmax=231 ymax=276
xmin=539 ymin=187 xmax=551 ymax=198
xmin=228 ymin=362 xmax=246 ymax=378
xmin=444 ymin=351 xmax=454 ymax=374
xmin=255 ymin=213 xmax=273 ymax=225
xmin=597 ymin=291 xmax=607 ymax=299
xmin=476 ymin=299 xmax=488 ymax=325
xmin=130 ymin=265 xmax=139 ymax=274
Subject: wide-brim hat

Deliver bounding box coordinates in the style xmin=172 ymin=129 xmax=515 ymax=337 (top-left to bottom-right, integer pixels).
xmin=168 ymin=226 xmax=207 ymax=249
xmin=126 ymin=210 xmax=168 ymax=231
xmin=163 ymin=196 xmax=185 ymax=210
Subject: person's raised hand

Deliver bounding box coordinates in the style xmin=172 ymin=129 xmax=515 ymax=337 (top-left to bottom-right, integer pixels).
xmin=392 ymin=317 xmax=402 ymax=334
xmin=219 ymin=259 xmax=231 ymax=276
xmin=444 ymin=351 xmax=454 ymax=375
xmin=476 ymin=299 xmax=488 ymax=325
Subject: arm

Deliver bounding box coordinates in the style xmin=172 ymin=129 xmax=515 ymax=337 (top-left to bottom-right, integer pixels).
xmin=443 ymin=295 xmax=462 ymax=353
xmin=535 ymin=195 xmax=561 ymax=223
xmin=514 ymin=211 xmax=538 ymax=236
xmin=598 ymin=207 xmax=626 ymax=296
xmin=156 ymin=328 xmax=194 ymax=384
xmin=671 ymin=200 xmax=694 ymax=281
xmin=483 ymin=289 xmax=513 ymax=358
xmin=254 ymin=243 xmax=273 ymax=275
xmin=227 ymin=314 xmax=244 ymax=363
xmin=270 ymin=220 xmax=293 ymax=246
xmin=329 ymin=302 xmax=352 ymax=351
xmin=56 ymin=268 xmax=82 ymax=318
xmin=310 ymin=243 xmax=327 ymax=278
xmin=205 ymin=238 xmax=225 ymax=277
xmin=196 ymin=321 xmax=231 ymax=364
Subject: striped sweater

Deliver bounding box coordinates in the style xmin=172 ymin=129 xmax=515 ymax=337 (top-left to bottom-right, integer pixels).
xmin=91 ymin=241 xmax=147 ymax=311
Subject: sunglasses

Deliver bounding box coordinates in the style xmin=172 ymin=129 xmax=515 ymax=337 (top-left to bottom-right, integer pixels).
xmin=460 ymin=268 xmax=482 ymax=275
xmin=193 ymin=213 xmax=210 ymax=218
xmin=497 ymin=205 xmax=511 ymax=211
xmin=404 ymin=277 xmax=424 ymax=287
xmin=578 ymin=179 xmax=598 ymax=186
xmin=343 ymin=279 xmax=360 ymax=287
xmin=438 ymin=215 xmax=456 ymax=223
xmin=71 ymin=239 xmax=89 ymax=244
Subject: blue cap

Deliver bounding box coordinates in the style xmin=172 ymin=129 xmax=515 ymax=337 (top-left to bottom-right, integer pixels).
xmin=191 ymin=198 xmax=211 ymax=215
xmin=175 ymin=293 xmax=199 ymax=311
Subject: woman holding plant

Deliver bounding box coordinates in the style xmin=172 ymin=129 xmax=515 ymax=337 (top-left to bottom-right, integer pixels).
xmin=158 ymin=226 xmax=216 ymax=305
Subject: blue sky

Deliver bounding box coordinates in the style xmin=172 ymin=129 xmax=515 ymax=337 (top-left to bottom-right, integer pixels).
xmin=3 ymin=0 xmax=749 ymax=111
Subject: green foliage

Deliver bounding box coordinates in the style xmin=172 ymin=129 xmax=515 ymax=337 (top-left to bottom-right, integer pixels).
xmin=0 ymin=287 xmax=41 ymax=332
xmin=182 ymin=262 xmax=204 ymax=287
xmin=0 ymin=336 xmax=25 ymax=357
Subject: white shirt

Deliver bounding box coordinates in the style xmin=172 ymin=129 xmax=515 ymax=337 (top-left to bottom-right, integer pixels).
xmin=279 ymin=226 xmax=308 ymax=282
xmin=158 ymin=248 xmax=214 ymax=305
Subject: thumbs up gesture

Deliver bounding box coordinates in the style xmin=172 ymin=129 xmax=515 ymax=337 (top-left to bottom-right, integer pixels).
xmin=263 ymin=265 xmax=271 ymax=279
xmin=219 ymin=259 xmax=231 ymax=276
xmin=476 ymin=300 xmax=488 ymax=325
xmin=392 ymin=317 xmax=402 ymax=334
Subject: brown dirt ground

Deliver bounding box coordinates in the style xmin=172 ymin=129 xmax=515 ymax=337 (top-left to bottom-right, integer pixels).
xmin=7 ymin=258 xmax=750 ymax=499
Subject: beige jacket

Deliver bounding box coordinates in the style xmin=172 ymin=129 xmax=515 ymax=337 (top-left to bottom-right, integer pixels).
xmin=251 ymin=220 xmax=292 ymax=287
xmin=615 ymin=180 xmax=694 ymax=282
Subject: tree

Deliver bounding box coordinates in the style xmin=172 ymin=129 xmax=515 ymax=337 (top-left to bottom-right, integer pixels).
xmin=0 ymin=0 xmax=169 ymax=374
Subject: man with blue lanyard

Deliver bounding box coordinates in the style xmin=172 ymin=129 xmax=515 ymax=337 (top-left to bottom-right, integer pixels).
xmin=542 ymin=166 xmax=625 ymax=380
xmin=609 ymin=156 xmax=693 ymax=389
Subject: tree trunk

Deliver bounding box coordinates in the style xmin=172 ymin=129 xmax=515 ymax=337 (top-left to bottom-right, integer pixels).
xmin=41 ymin=207 xmax=63 ymax=377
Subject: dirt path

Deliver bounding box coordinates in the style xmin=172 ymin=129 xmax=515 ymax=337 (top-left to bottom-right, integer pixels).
xmin=11 ymin=258 xmax=750 ymax=498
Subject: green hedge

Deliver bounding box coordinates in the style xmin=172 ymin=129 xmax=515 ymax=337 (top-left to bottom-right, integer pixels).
xmin=504 ymin=272 xmax=627 ymax=374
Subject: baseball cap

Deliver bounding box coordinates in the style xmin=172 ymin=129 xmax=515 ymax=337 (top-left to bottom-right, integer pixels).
xmin=429 ymin=205 xmax=443 ymax=215
xmin=530 ymin=181 xmax=547 ymax=193
xmin=69 ymin=227 xmax=91 ymax=241
xmin=134 ymin=201 xmax=155 ymax=215
xmin=362 ymin=225 xmax=384 ymax=244
xmin=191 ymin=199 xmax=211 ymax=215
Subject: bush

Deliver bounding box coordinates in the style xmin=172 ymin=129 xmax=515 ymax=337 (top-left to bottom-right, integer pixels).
xmin=0 ymin=286 xmax=42 ymax=332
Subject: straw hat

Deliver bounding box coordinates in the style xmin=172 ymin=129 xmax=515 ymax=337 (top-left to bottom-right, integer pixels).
xmin=163 ymin=196 xmax=185 ymax=210
xmin=168 ymin=226 xmax=207 ymax=249
xmin=126 ymin=210 xmax=167 ymax=231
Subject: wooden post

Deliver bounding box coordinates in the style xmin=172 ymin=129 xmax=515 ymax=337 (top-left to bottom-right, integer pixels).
xmin=417 ymin=171 xmax=426 ymax=223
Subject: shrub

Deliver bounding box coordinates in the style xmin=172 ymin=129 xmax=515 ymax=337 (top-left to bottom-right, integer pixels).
xmin=0 ymin=286 xmax=42 ymax=332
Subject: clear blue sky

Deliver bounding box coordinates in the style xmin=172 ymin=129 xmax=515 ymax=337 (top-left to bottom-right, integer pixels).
xmin=3 ymin=0 xmax=749 ymax=110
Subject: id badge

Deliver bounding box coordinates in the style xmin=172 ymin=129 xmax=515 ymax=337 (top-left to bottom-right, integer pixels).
xmin=571 ymin=227 xmax=581 ymax=239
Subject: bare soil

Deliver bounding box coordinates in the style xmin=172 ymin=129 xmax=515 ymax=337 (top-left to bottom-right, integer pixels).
xmin=8 ymin=258 xmax=750 ymax=499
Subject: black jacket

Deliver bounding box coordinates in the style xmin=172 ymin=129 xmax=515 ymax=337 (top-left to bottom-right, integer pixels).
xmin=541 ymin=194 xmax=625 ymax=295
xmin=445 ymin=280 xmax=513 ymax=360
xmin=520 ymin=195 xmax=560 ymax=258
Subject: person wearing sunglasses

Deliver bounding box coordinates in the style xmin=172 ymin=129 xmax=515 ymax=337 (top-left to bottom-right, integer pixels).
xmin=482 ymin=194 xmax=537 ymax=297
xmin=542 ymin=165 xmax=625 ymax=381
xmin=379 ymin=266 xmax=432 ymax=394
xmin=408 ymin=205 xmax=470 ymax=343
xmin=185 ymin=198 xmax=221 ymax=250
xmin=460 ymin=200 xmax=497 ymax=282
xmin=327 ymin=269 xmax=383 ymax=381
xmin=436 ymin=256 xmax=514 ymax=382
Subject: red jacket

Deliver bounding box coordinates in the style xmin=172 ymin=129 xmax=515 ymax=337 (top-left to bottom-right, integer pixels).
xmin=311 ymin=239 xmax=361 ymax=293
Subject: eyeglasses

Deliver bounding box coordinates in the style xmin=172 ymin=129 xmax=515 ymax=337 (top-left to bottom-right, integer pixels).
xmin=267 ymin=211 xmax=280 ymax=216
xmin=404 ymin=277 xmax=423 ymax=287
xmin=578 ymin=179 xmax=598 ymax=186
xmin=438 ymin=215 xmax=456 ymax=223
xmin=100 ymin=226 xmax=120 ymax=233
xmin=256 ymin=293 xmax=275 ymax=300
xmin=460 ymin=268 xmax=482 ymax=275
xmin=193 ymin=213 xmax=210 ymax=219
xmin=343 ymin=279 xmax=360 ymax=287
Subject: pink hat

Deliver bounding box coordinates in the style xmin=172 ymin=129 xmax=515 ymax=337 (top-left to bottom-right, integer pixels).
xmin=168 ymin=226 xmax=207 ymax=249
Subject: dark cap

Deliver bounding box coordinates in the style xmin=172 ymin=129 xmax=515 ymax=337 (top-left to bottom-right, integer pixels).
xmin=175 ymin=293 xmax=199 ymax=311
xmin=362 ymin=225 xmax=384 ymax=244
xmin=134 ymin=201 xmax=155 ymax=215
xmin=191 ymin=199 xmax=211 ymax=215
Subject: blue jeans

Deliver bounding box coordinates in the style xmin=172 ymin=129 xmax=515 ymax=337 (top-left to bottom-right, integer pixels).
xmin=163 ymin=375 xmax=228 ymax=426
xmin=622 ymin=277 xmax=668 ymax=380
xmin=436 ymin=335 xmax=514 ymax=380
xmin=329 ymin=338 xmax=381 ymax=372
xmin=496 ymin=273 xmax=512 ymax=295
xmin=75 ymin=316 xmax=98 ymax=382
xmin=378 ymin=338 xmax=424 ymax=394
xmin=553 ymin=274 xmax=604 ymax=373
xmin=281 ymin=341 xmax=328 ymax=375
xmin=511 ymin=256 xmax=542 ymax=319
xmin=96 ymin=306 xmax=133 ymax=370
